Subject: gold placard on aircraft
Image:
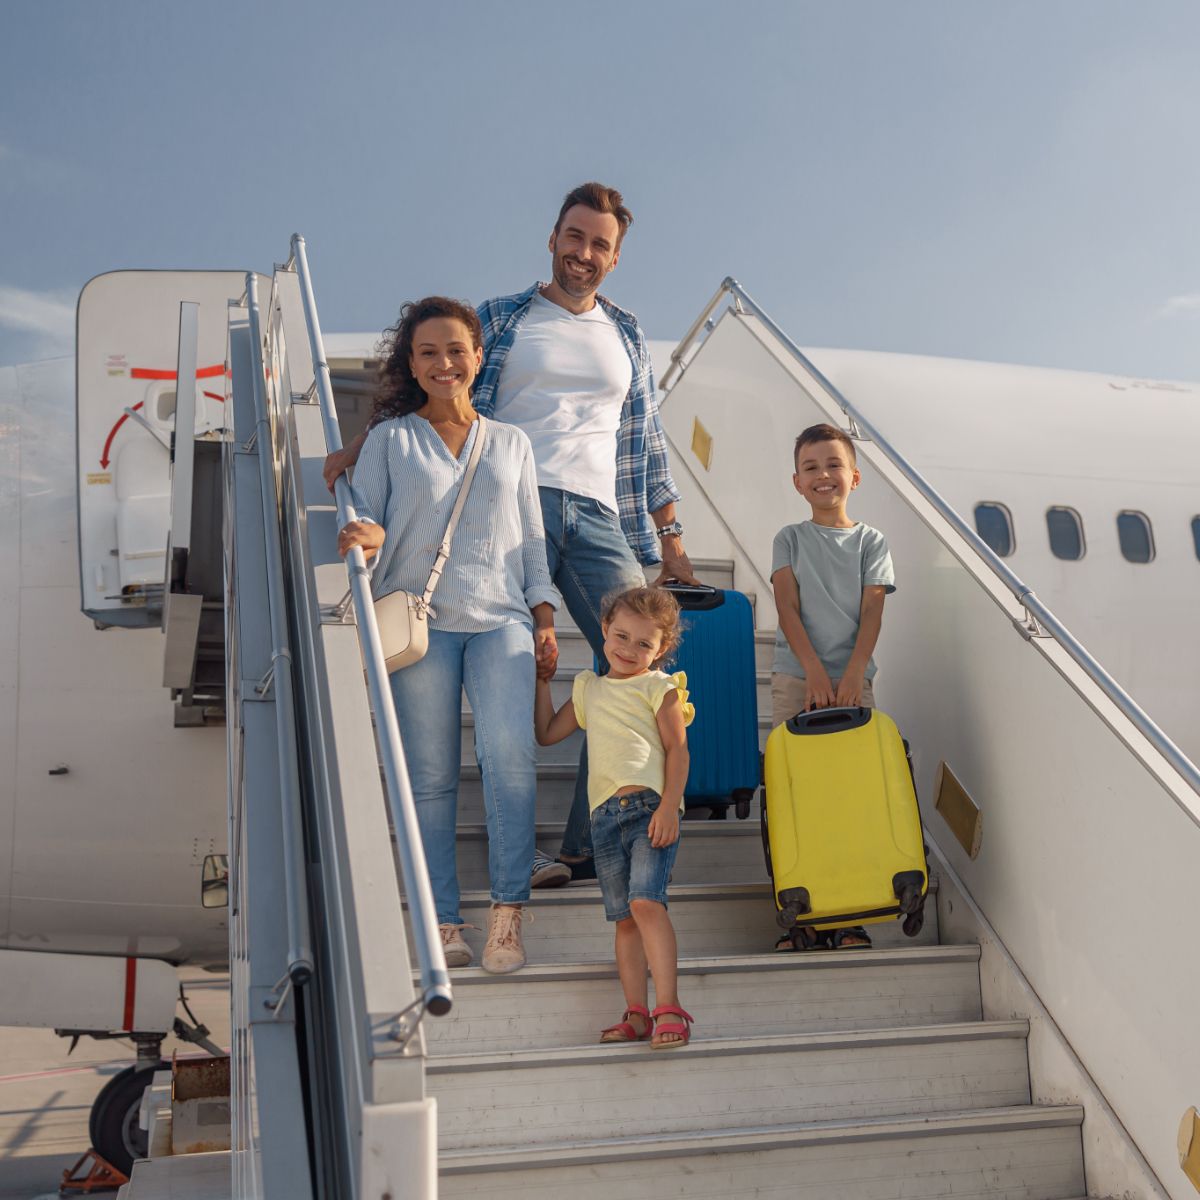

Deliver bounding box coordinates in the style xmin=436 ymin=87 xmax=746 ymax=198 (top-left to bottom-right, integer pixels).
xmin=934 ymin=761 xmax=982 ymax=860
xmin=1180 ymin=1107 xmax=1200 ymax=1192
xmin=691 ymin=418 xmax=713 ymax=471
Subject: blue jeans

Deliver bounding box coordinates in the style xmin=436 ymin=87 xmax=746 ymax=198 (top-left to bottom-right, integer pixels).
xmin=539 ymin=487 xmax=645 ymax=859
xmin=388 ymin=623 xmax=536 ymax=925
xmin=591 ymin=790 xmax=680 ymax=922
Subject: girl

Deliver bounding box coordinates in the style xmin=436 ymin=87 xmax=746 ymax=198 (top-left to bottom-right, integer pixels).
xmin=338 ymin=296 xmax=558 ymax=975
xmin=534 ymin=586 xmax=695 ymax=1048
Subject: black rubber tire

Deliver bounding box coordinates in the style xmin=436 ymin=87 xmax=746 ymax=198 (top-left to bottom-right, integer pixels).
xmin=733 ymin=789 xmax=752 ymax=820
xmin=89 ymin=1061 xmax=165 ymax=1175
xmin=902 ymin=910 xmax=925 ymax=938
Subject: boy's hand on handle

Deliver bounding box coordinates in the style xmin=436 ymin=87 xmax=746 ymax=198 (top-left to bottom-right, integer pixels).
xmin=337 ymin=520 xmax=385 ymax=562
xmin=834 ymin=668 xmax=866 ymax=708
xmin=648 ymin=803 xmax=680 ymax=848
xmin=803 ymin=666 xmax=836 ymax=711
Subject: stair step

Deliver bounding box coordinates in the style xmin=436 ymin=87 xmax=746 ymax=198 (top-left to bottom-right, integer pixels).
xmin=422 ymin=944 xmax=981 ymax=1053
xmin=453 ymin=769 xmax=764 ymax=822
xmin=438 ymin=1105 xmax=1086 ymax=1199
xmin=448 ymin=819 xmax=766 ymax=889
xmin=428 ymin=1020 xmax=1031 ymax=1150
xmin=405 ymin=879 xmax=940 ymax=963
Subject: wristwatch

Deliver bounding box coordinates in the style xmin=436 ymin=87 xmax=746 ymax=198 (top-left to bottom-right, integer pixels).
xmin=655 ymin=521 xmax=684 ymax=540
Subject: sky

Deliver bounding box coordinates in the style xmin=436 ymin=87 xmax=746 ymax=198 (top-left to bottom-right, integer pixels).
xmin=3 ymin=1 xmax=1200 ymax=380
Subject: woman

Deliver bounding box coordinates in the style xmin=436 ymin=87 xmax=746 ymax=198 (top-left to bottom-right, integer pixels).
xmin=337 ymin=296 xmax=558 ymax=974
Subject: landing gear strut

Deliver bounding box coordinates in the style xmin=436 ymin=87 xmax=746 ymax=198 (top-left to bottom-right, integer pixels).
xmin=58 ymin=990 xmax=225 ymax=1176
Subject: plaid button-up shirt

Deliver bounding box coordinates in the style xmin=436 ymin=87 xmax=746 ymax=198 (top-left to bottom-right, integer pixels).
xmin=472 ymin=283 xmax=680 ymax=566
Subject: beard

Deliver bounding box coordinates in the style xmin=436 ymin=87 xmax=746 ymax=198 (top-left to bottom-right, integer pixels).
xmin=552 ymin=253 xmax=600 ymax=299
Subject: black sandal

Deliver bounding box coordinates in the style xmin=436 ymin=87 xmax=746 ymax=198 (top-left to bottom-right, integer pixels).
xmin=829 ymin=926 xmax=872 ymax=949
xmin=774 ymin=926 xmax=830 ymax=952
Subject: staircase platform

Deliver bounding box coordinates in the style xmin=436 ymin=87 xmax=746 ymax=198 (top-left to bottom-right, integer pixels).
xmin=429 ymin=1019 xmax=1032 ymax=1150
xmin=406 ymin=878 xmax=940 ymax=963
xmin=438 ymin=1105 xmax=1085 ymax=1198
xmin=421 ymin=944 xmax=981 ymax=1052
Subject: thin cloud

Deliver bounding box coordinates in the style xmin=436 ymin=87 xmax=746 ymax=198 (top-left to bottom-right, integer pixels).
xmin=0 ymin=284 xmax=74 ymax=340
xmin=0 ymin=284 xmax=75 ymax=362
xmin=1154 ymin=293 xmax=1200 ymax=320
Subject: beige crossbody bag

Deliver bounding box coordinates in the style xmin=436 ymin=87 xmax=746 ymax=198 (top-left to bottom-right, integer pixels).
xmin=371 ymin=416 xmax=488 ymax=673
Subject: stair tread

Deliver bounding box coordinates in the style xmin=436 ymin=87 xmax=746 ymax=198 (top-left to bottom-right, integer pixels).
xmin=439 ymin=1104 xmax=1085 ymax=1173
xmin=407 ymin=876 xmax=939 ymax=909
xmin=429 ymin=1018 xmax=1028 ymax=1074
xmin=430 ymin=942 xmax=978 ymax=988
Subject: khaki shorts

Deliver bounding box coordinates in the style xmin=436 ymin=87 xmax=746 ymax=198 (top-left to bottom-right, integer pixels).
xmin=770 ymin=672 xmax=875 ymax=730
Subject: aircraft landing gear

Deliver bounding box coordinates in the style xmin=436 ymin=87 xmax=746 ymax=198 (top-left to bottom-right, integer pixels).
xmin=63 ymin=991 xmax=226 ymax=1177
xmin=88 ymin=1047 xmax=165 ymax=1176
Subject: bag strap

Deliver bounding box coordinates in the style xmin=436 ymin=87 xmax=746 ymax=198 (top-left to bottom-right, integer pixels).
xmin=418 ymin=416 xmax=488 ymax=612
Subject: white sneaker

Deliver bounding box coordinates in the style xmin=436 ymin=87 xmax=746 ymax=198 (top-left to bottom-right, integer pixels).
xmin=481 ymin=904 xmax=527 ymax=974
xmin=530 ymin=849 xmax=571 ymax=889
xmin=439 ymin=923 xmax=473 ymax=968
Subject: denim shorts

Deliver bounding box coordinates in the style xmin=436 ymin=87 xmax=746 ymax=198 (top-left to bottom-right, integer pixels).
xmin=590 ymin=789 xmax=680 ymax=922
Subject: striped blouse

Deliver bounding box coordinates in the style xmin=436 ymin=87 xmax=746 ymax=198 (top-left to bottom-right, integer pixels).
xmin=351 ymin=413 xmax=559 ymax=632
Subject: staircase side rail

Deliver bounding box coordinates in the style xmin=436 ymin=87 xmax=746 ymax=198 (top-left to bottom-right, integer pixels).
xmin=265 ymin=270 xmax=437 ymax=1199
xmin=287 ymin=234 xmax=451 ymax=1017
xmin=662 ymin=278 xmax=1200 ymax=815
xmin=225 ymin=306 xmax=315 ymax=1200
xmin=244 ymin=274 xmax=317 ymax=985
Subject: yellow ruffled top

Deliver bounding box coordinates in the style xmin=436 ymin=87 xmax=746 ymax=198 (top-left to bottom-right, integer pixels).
xmin=571 ymin=668 xmax=696 ymax=812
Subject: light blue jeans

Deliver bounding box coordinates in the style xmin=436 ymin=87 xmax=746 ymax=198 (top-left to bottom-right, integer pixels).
xmin=539 ymin=487 xmax=646 ymax=860
xmin=388 ymin=622 xmax=536 ymax=925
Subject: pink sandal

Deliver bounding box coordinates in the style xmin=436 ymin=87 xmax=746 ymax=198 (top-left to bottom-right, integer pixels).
xmin=650 ymin=1004 xmax=695 ymax=1049
xmin=599 ymin=1004 xmax=652 ymax=1043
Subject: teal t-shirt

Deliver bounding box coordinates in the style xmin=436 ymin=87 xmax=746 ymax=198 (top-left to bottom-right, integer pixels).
xmin=771 ymin=520 xmax=895 ymax=680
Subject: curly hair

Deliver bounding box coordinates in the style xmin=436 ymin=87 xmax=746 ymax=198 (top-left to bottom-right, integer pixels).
xmin=369 ymin=296 xmax=483 ymax=425
xmin=600 ymin=586 xmax=684 ymax=667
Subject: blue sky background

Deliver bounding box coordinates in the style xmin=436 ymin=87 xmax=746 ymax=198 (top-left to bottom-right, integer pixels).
xmin=3 ymin=1 xmax=1199 ymax=379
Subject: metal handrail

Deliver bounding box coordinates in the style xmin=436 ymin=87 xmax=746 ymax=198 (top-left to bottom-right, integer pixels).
xmin=288 ymin=234 xmax=452 ymax=1017
xmin=663 ymin=277 xmax=1200 ymax=807
xmin=244 ymin=273 xmax=315 ymax=986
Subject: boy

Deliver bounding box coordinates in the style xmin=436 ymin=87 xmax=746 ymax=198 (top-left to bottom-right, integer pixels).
xmin=769 ymin=422 xmax=895 ymax=950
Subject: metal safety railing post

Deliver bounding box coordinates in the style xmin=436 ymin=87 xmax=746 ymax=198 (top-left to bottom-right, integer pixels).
xmin=664 ymin=278 xmax=1200 ymax=807
xmin=244 ymin=272 xmax=315 ymax=987
xmin=288 ymin=234 xmax=452 ymax=1017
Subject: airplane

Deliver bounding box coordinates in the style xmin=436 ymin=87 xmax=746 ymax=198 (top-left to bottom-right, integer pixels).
xmin=0 ymin=262 xmax=1197 ymax=1193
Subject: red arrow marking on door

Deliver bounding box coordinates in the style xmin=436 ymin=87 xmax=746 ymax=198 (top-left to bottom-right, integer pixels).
xmin=100 ymin=403 xmax=143 ymax=468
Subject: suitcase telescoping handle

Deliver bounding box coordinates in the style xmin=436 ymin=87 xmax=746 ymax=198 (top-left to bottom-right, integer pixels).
xmin=662 ymin=581 xmax=726 ymax=611
xmin=786 ymin=706 xmax=873 ymax=735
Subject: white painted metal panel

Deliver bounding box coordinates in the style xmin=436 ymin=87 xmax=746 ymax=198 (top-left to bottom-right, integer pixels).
xmin=659 ymin=309 xmax=1199 ymax=1198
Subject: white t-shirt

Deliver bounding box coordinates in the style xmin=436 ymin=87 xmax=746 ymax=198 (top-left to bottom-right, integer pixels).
xmin=492 ymin=292 xmax=633 ymax=514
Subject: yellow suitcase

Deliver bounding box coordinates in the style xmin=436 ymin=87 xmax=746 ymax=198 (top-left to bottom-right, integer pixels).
xmin=762 ymin=706 xmax=928 ymax=946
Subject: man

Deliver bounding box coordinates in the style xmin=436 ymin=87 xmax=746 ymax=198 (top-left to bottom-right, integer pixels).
xmin=325 ymin=181 xmax=697 ymax=886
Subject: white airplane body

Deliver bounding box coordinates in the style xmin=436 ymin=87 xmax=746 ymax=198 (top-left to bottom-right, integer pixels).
xmin=0 ymin=269 xmax=1197 ymax=1183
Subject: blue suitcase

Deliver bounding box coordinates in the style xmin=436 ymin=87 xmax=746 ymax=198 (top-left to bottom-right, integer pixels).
xmin=665 ymin=584 xmax=760 ymax=819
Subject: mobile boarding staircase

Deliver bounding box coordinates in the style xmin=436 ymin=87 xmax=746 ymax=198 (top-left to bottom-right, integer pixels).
xmin=136 ymin=249 xmax=1200 ymax=1200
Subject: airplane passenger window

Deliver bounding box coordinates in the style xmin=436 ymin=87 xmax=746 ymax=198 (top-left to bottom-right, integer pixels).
xmin=1117 ymin=510 xmax=1154 ymax=563
xmin=1046 ymin=507 xmax=1085 ymax=560
xmin=973 ymin=502 xmax=1014 ymax=557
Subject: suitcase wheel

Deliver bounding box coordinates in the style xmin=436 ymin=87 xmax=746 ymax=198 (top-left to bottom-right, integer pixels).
xmin=902 ymin=909 xmax=924 ymax=938
xmin=892 ymin=871 xmax=925 ymax=915
xmin=733 ymin=788 xmax=753 ymax=820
